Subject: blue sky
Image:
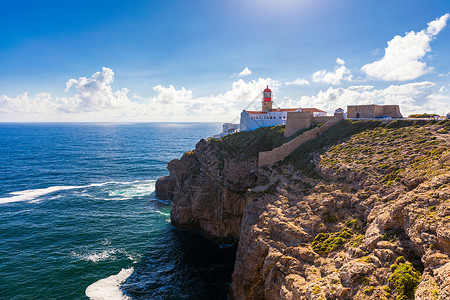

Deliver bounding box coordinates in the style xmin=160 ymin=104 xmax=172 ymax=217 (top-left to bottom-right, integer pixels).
xmin=0 ymin=0 xmax=449 ymax=122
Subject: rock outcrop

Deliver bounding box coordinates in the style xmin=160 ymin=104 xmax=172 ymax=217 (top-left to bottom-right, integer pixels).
xmin=156 ymin=120 xmax=450 ymax=299
xmin=155 ymin=139 xmax=259 ymax=243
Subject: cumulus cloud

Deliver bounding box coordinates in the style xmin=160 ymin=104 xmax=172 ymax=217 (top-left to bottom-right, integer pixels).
xmin=312 ymin=58 xmax=353 ymax=85
xmin=0 ymin=92 xmax=55 ymax=114
xmin=285 ymin=78 xmax=310 ymax=86
xmin=238 ymin=67 xmax=252 ymax=77
xmin=282 ymin=81 xmax=449 ymax=116
xmin=0 ymin=67 xmax=278 ymax=122
xmin=361 ymin=13 xmax=450 ymax=81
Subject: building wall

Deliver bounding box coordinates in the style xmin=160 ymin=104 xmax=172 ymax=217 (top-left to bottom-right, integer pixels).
xmin=382 ymin=105 xmax=403 ymax=118
xmin=240 ymin=111 xmax=287 ymax=131
xmin=262 ymin=101 xmax=272 ymax=112
xmin=312 ymin=116 xmax=334 ymax=124
xmin=347 ymin=105 xmax=376 ymax=118
xmin=284 ymin=113 xmax=335 ymax=138
xmin=284 ymin=111 xmax=312 ymax=138
xmin=347 ymin=105 xmax=402 ymax=118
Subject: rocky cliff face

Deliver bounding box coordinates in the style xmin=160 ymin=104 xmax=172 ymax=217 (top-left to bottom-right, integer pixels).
xmin=156 ymin=120 xmax=450 ymax=299
xmin=155 ymin=138 xmax=259 ymax=243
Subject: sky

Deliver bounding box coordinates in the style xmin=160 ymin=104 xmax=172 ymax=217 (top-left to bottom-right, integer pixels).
xmin=0 ymin=0 xmax=449 ymax=122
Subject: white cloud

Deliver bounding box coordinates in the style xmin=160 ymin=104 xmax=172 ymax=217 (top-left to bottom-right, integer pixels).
xmin=361 ymin=13 xmax=449 ymax=81
xmin=426 ymin=13 xmax=450 ymax=35
xmin=0 ymin=92 xmax=56 ymax=114
xmin=336 ymin=58 xmax=345 ymax=65
xmin=239 ymin=67 xmax=252 ymax=77
xmin=0 ymin=67 xmax=279 ymax=122
xmin=285 ymin=78 xmax=310 ymax=86
xmin=60 ymin=67 xmax=137 ymax=112
xmin=282 ymin=81 xmax=449 ymax=116
xmin=312 ymin=58 xmax=353 ymax=85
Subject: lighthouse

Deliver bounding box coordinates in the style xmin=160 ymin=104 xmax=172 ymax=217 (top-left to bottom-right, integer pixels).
xmin=262 ymin=86 xmax=273 ymax=112
xmin=214 ymin=86 xmax=327 ymax=136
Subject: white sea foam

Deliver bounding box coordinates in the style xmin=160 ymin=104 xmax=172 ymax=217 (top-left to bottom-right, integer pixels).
xmin=156 ymin=211 xmax=170 ymax=217
xmin=71 ymin=248 xmax=139 ymax=263
xmin=107 ymin=180 xmax=156 ymax=199
xmin=0 ymin=180 xmax=156 ymax=204
xmin=71 ymin=249 xmax=118 ymax=263
xmin=85 ymin=268 xmax=133 ymax=300
xmin=0 ymin=183 xmax=107 ymax=204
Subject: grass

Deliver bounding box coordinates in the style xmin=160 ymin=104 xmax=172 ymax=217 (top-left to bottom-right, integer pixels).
xmin=210 ymin=125 xmax=286 ymax=159
xmin=284 ymin=119 xmax=386 ymax=172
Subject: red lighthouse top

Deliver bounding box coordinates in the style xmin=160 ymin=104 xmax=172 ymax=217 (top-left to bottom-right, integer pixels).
xmin=263 ymin=86 xmax=272 ymax=102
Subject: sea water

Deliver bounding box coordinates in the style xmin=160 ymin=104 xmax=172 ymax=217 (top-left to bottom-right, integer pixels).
xmin=0 ymin=123 xmax=236 ymax=300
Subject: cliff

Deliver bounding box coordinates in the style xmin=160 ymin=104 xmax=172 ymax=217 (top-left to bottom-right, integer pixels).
xmin=156 ymin=119 xmax=450 ymax=299
xmin=156 ymin=126 xmax=285 ymax=243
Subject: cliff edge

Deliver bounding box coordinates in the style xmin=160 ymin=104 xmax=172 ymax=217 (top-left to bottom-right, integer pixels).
xmin=156 ymin=120 xmax=450 ymax=299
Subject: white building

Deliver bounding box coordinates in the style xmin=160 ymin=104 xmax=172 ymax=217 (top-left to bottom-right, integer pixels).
xmin=213 ymin=123 xmax=239 ymax=139
xmin=213 ymin=86 xmax=327 ymax=138
xmin=240 ymin=86 xmax=326 ymax=131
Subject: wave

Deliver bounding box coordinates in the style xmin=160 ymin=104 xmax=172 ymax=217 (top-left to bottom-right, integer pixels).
xmin=0 ymin=180 xmax=156 ymax=204
xmin=71 ymin=249 xmax=118 ymax=263
xmin=71 ymin=248 xmax=141 ymax=263
xmin=85 ymin=268 xmax=133 ymax=300
xmin=106 ymin=180 xmax=156 ymax=200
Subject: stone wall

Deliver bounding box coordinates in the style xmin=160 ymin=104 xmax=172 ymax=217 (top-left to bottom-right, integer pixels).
xmin=382 ymin=105 xmax=403 ymax=118
xmin=284 ymin=112 xmax=334 ymax=138
xmin=312 ymin=116 xmax=334 ymax=124
xmin=347 ymin=105 xmax=402 ymax=118
xmin=259 ymin=114 xmax=343 ymax=166
xmin=284 ymin=111 xmax=312 ymax=138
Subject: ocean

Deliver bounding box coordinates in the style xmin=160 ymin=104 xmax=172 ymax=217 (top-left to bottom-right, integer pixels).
xmin=0 ymin=123 xmax=236 ymax=300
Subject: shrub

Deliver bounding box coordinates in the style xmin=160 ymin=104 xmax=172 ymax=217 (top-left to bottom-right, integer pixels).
xmin=311 ymin=229 xmax=354 ymax=254
xmin=389 ymin=259 xmax=421 ymax=300
xmin=408 ymin=113 xmax=439 ymax=118
xmin=285 ymin=120 xmax=384 ymax=172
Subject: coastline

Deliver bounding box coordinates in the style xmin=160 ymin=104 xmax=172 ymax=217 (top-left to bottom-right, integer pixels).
xmin=157 ymin=119 xmax=450 ymax=299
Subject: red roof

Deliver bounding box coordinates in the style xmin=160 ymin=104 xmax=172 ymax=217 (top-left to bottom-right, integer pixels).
xmin=246 ymin=108 xmax=326 ymax=114
xmin=297 ymin=108 xmax=326 ymax=113
xmin=246 ymin=111 xmax=267 ymax=114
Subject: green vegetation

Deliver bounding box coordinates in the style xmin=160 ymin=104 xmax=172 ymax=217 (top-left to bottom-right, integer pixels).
xmin=312 ymin=285 xmax=320 ymax=294
xmin=389 ymin=256 xmax=422 ymax=300
xmin=284 ymin=119 xmax=387 ymax=172
xmin=408 ymin=113 xmax=439 ymax=118
xmin=210 ymin=125 xmax=285 ymax=159
xmin=345 ymin=218 xmax=361 ymax=230
xmin=363 ymin=286 xmax=375 ymax=295
xmin=315 ymin=119 xmax=449 ymax=185
xmin=348 ymin=234 xmax=364 ymax=247
xmin=312 ymin=216 xmax=366 ymax=254
xmin=311 ymin=229 xmax=352 ymax=254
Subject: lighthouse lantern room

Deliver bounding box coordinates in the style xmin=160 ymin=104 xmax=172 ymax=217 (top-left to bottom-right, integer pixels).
xmin=262 ymin=86 xmax=273 ymax=112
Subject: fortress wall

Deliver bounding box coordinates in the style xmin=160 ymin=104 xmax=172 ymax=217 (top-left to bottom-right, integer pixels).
xmin=348 ymin=105 xmax=376 ymax=118
xmin=311 ymin=116 xmax=334 ymax=124
xmin=374 ymin=105 xmax=384 ymax=117
xmin=383 ymin=105 xmax=403 ymax=118
xmin=347 ymin=105 xmax=402 ymax=118
xmin=259 ymin=117 xmax=343 ymax=167
xmin=284 ymin=112 xmax=313 ymax=138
